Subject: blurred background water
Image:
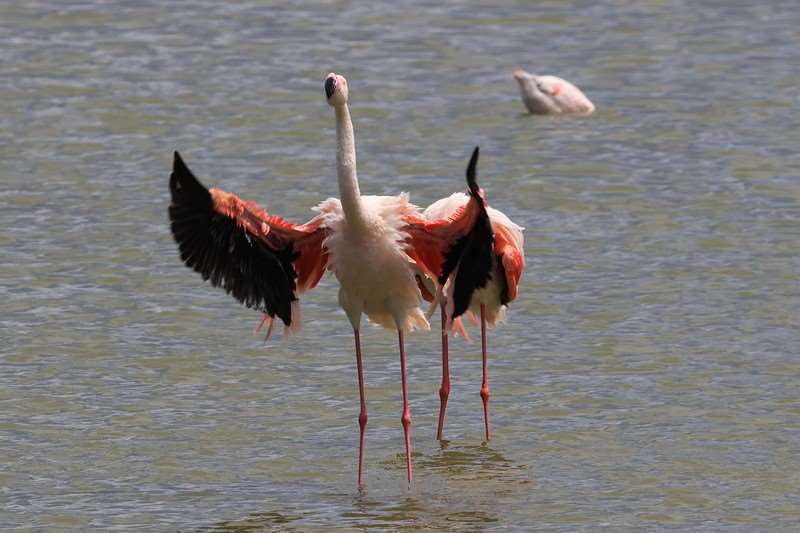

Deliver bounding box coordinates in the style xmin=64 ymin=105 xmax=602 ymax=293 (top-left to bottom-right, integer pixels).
xmin=1 ymin=1 xmax=799 ymax=531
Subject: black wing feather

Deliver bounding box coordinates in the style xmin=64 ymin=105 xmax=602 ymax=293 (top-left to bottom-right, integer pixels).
xmin=439 ymin=147 xmax=495 ymax=318
xmin=168 ymin=151 xmax=298 ymax=325
xmin=496 ymin=257 xmax=510 ymax=306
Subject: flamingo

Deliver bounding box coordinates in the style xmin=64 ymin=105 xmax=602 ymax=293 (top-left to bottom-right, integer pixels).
xmin=513 ymin=68 xmax=595 ymax=115
xmin=168 ymin=72 xmax=490 ymax=487
xmin=422 ymin=151 xmax=525 ymax=442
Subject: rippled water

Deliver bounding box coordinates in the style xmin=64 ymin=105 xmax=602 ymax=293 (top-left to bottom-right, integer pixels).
xmin=2 ymin=1 xmax=799 ymax=531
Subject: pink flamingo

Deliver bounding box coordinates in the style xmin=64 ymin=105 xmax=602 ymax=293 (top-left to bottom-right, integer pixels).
xmin=513 ymin=68 xmax=595 ymax=115
xmin=168 ymin=72 xmax=489 ymax=487
xmin=422 ymin=150 xmax=525 ymax=442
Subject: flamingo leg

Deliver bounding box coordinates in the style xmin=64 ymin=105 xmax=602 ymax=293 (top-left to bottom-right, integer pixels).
xmin=480 ymin=304 xmax=491 ymax=441
xmin=398 ymin=329 xmax=413 ymax=483
xmin=354 ymin=328 xmax=368 ymax=488
xmin=436 ymin=304 xmax=450 ymax=441
xmin=264 ymin=317 xmax=275 ymax=341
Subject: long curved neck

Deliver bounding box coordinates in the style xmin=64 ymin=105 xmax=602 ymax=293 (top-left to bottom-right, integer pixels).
xmin=334 ymin=104 xmax=364 ymax=223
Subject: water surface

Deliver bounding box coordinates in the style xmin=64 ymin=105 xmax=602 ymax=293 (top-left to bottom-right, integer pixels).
xmin=1 ymin=1 xmax=799 ymax=531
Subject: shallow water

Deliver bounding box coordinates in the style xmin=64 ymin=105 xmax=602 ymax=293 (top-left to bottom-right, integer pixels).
xmin=2 ymin=1 xmax=799 ymax=531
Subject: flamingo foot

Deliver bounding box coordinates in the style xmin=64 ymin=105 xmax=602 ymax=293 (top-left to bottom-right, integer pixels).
xmin=398 ymin=330 xmax=413 ymax=483
xmin=354 ymin=328 xmax=367 ymax=488
xmin=436 ymin=379 xmax=449 ymax=441
xmin=255 ymin=314 xmax=275 ymax=341
xmin=481 ymin=384 xmax=491 ymax=441
xmin=436 ymin=305 xmax=450 ymax=441
xmin=401 ymin=405 xmax=412 ymax=483
xmin=480 ymin=304 xmax=491 ymax=441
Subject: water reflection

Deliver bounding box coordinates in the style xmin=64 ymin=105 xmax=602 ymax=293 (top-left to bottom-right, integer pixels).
xmin=206 ymin=510 xmax=303 ymax=532
xmin=209 ymin=494 xmax=501 ymax=532
xmin=202 ymin=443 xmax=527 ymax=531
xmin=421 ymin=441 xmax=531 ymax=484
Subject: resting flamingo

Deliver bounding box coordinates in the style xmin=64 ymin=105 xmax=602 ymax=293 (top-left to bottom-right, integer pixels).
xmin=168 ymin=72 xmax=489 ymax=487
xmin=422 ymin=150 xmax=525 ymax=442
xmin=513 ymin=68 xmax=595 ymax=115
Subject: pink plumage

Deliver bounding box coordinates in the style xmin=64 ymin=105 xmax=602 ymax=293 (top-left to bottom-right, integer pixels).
xmin=421 ymin=153 xmax=525 ymax=442
xmin=513 ymin=68 xmax=595 ymax=115
xmin=169 ymin=73 xmax=494 ymax=487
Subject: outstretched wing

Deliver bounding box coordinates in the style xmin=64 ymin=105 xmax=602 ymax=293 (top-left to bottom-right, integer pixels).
xmin=168 ymin=151 xmax=329 ymax=327
xmin=404 ymin=147 xmax=494 ymax=320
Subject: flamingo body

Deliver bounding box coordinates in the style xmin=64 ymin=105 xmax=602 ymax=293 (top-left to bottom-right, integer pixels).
xmin=513 ymin=68 xmax=594 ymax=115
xmin=316 ymin=194 xmax=429 ymax=332
xmin=423 ymin=195 xmax=524 ymax=325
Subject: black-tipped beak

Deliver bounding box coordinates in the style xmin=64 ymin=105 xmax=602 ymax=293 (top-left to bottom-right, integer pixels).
xmin=325 ymin=76 xmax=336 ymax=99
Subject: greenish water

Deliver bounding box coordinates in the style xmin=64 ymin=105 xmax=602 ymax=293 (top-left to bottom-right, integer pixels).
xmin=1 ymin=1 xmax=798 ymax=531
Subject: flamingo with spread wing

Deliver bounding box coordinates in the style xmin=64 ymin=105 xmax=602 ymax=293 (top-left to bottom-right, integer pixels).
xmin=168 ymin=73 xmax=492 ymax=487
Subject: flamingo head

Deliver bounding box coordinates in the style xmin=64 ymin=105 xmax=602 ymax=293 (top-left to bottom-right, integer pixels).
xmin=512 ymin=68 xmax=530 ymax=83
xmin=514 ymin=69 xmax=557 ymax=97
xmin=325 ymin=72 xmax=349 ymax=107
xmin=513 ymin=69 xmax=566 ymax=113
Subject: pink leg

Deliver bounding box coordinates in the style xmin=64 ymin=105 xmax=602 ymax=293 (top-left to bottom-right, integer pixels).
xmin=264 ymin=317 xmax=275 ymax=341
xmin=255 ymin=314 xmax=275 ymax=341
xmin=480 ymin=304 xmax=491 ymax=441
xmin=398 ymin=330 xmax=413 ymax=483
xmin=436 ymin=305 xmax=450 ymax=441
xmin=255 ymin=314 xmax=270 ymax=333
xmin=354 ymin=328 xmax=368 ymax=487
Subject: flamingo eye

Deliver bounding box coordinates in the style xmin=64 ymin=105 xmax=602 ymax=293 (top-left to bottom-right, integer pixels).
xmin=536 ymin=83 xmax=546 ymax=93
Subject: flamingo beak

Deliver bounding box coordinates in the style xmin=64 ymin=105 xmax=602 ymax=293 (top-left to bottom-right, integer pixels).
xmin=325 ymin=75 xmax=337 ymax=99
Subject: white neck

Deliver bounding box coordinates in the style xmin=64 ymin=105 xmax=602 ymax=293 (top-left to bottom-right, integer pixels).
xmin=334 ymin=104 xmax=364 ymax=223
